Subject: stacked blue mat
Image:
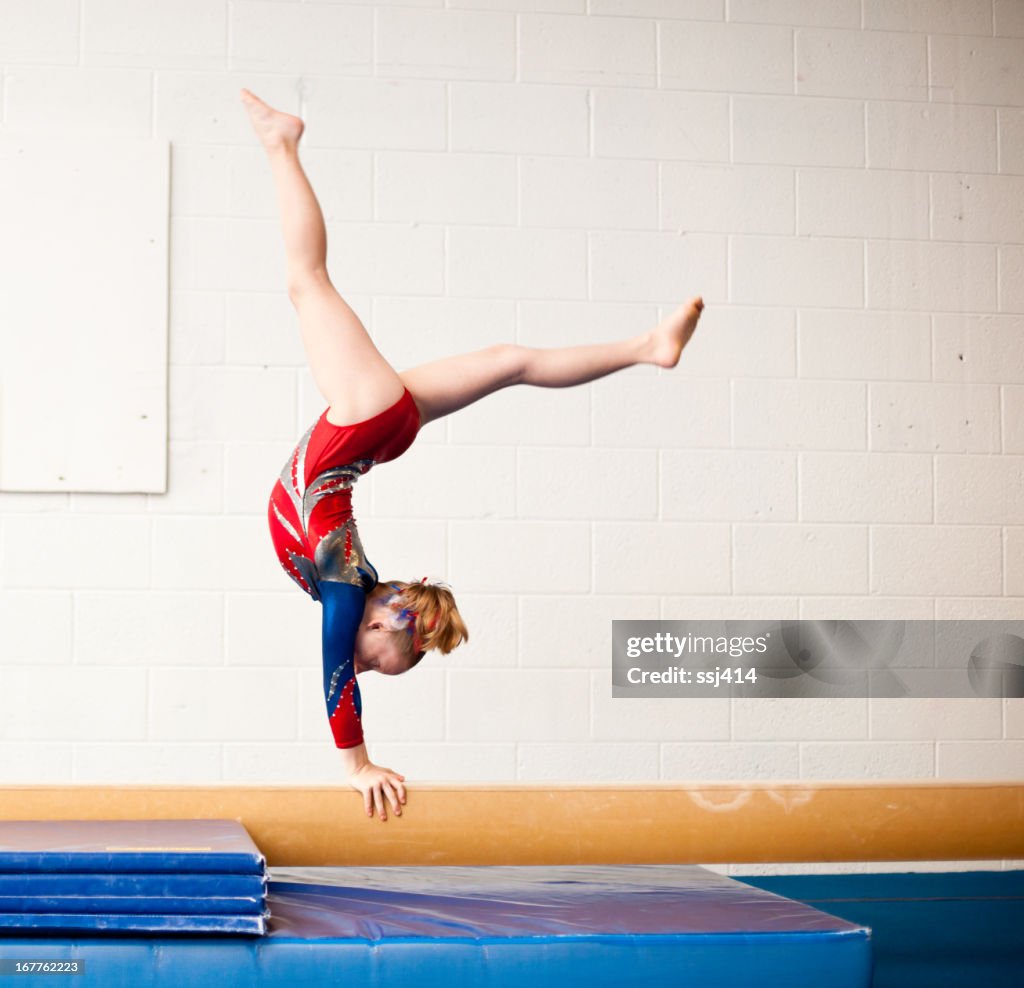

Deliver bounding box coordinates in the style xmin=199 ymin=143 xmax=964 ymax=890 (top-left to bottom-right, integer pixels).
xmin=0 ymin=819 xmax=268 ymax=935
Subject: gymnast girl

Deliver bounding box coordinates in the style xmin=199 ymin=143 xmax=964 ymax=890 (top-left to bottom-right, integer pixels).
xmin=241 ymin=88 xmax=704 ymax=824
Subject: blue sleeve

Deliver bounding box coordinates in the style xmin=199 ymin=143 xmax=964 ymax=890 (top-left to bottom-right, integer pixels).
xmin=319 ymin=581 xmax=366 ymax=749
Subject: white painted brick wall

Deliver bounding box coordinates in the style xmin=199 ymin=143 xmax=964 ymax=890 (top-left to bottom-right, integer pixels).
xmin=378 ymin=8 xmax=515 ymax=82
xmin=520 ymin=13 xmax=655 ymax=87
xmin=0 ymin=2 xmax=1019 ymax=844
xmin=0 ymin=667 xmax=148 ymax=741
xmin=800 ymin=453 xmax=932 ymax=523
xmin=931 ymin=36 xmax=1024 ymax=106
xmin=519 ymin=742 xmax=660 ymax=782
xmin=935 ymin=456 xmax=1024 ymax=524
xmin=450 ymin=384 xmax=590 ymax=444
xmin=994 ymin=0 xmax=1024 ymax=36
xmin=733 ymin=524 xmax=868 ymax=594
xmin=1001 ymin=246 xmax=1024 ymax=310
xmin=938 ymin=741 xmax=1024 ymax=780
xmin=448 ymin=227 xmax=587 ymax=298
xmin=734 ymin=95 xmax=865 ymax=166
xmin=520 ymin=594 xmax=659 ymax=668
xmin=149 ymin=667 xmax=297 ymax=741
xmin=796 ymin=29 xmax=928 ymax=101
xmin=1007 ymin=529 xmax=1024 ymax=595
xmin=798 ymin=310 xmax=931 ymax=381
xmin=452 ymin=81 xmax=589 ymax=154
xmin=660 ymin=21 xmax=793 ymax=94
xmin=349 ymin=665 xmax=447 ymax=744
xmin=662 ymin=163 xmax=794 ymax=235
xmin=591 ymin=230 xmax=728 ymax=302
xmin=869 ymin=382 xmax=1000 ymax=452
xmin=871 ymin=526 xmax=1002 ymax=595
xmin=867 ymin=101 xmax=997 ymax=172
xmin=868 ymin=241 xmax=997 ymax=312
xmin=523 ymin=156 xmax=658 ymax=229
xmin=801 ymin=742 xmax=934 ymax=779
xmin=304 ymin=76 xmax=446 ymax=151
xmin=593 ymin=375 xmax=730 ymax=447
xmin=733 ymin=379 xmax=866 ymax=449
xmin=728 ymin=1 xmax=859 ymax=30
xmin=594 ymin=522 xmax=731 ymax=593
xmin=75 ymin=591 xmax=224 ymax=666
xmin=933 ymin=314 xmax=1024 ymax=383
xmin=661 ymin=450 xmax=797 ymax=521
xmin=1005 ymin=387 xmax=1024 ymax=453
xmin=83 ymin=0 xmax=226 ymax=70
xmin=593 ymin=88 xmax=730 ymax=160
xmin=662 ymin=742 xmax=799 ymax=780
xmin=0 ymin=0 xmax=79 ymax=65
xmin=804 ymin=594 xmax=933 ymax=618
xmin=732 ymin=235 xmax=864 ymax=307
xmin=870 ymin=698 xmax=1001 ymax=740
xmin=230 ymin=4 xmax=373 ymax=77
xmin=798 ymin=168 xmax=930 ymax=239
xmin=449 ymin=669 xmax=589 ymax=740
xmin=518 ymin=447 xmax=657 ymax=519
xmin=1000 ymin=109 xmax=1024 ymax=173
xmin=0 ymin=592 xmax=72 ymax=663
xmin=591 ymin=674 xmax=730 ymax=741
xmin=733 ymin=698 xmax=868 ymax=740
xmin=377 ymin=151 xmax=517 ymax=225
xmin=672 ymin=306 xmax=795 ymax=378
xmin=934 ymin=174 xmax=1024 ymax=244
xmin=6 ymin=66 xmax=152 ymax=135
xmin=863 ymin=0 xmax=992 ymax=35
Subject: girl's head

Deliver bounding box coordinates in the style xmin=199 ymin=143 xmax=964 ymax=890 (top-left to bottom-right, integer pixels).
xmin=353 ymin=578 xmax=469 ymax=676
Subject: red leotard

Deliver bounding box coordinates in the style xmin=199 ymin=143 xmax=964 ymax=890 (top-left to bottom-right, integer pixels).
xmin=268 ymin=387 xmax=420 ymax=601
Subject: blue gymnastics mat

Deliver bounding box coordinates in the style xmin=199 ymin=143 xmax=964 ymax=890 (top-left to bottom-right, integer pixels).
xmin=745 ymin=869 xmax=1024 ymax=988
xmin=0 ymin=819 xmax=265 ymax=875
xmin=0 ymin=820 xmax=267 ymax=935
xmin=0 ymin=864 xmax=871 ymax=988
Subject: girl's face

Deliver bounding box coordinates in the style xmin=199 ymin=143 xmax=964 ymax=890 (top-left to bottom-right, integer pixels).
xmin=353 ymin=603 xmax=414 ymax=676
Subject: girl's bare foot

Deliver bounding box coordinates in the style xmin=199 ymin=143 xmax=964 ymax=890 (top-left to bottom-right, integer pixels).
xmin=240 ymin=88 xmax=304 ymax=150
xmin=648 ymin=297 xmax=704 ymax=368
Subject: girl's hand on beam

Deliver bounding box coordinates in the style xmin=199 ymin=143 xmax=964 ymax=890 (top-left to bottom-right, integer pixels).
xmin=349 ymin=762 xmax=407 ymax=822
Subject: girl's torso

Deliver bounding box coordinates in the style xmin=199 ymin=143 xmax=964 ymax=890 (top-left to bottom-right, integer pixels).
xmin=267 ymin=387 xmax=420 ymax=599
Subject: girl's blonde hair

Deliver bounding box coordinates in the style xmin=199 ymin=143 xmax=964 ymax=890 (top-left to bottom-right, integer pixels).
xmin=369 ymin=578 xmax=469 ymax=667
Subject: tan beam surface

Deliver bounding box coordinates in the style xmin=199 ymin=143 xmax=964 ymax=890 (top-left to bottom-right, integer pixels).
xmin=1 ymin=782 xmax=1021 ymax=866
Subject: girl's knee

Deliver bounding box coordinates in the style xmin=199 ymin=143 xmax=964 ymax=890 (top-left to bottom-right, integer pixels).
xmin=286 ymin=266 xmax=332 ymax=302
xmin=492 ymin=343 xmax=526 ymax=387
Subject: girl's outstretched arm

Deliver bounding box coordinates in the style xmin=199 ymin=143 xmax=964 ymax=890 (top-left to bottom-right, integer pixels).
xmin=320 ymin=582 xmax=406 ymax=821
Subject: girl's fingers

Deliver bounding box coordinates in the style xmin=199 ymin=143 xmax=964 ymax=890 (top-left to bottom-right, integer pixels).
xmin=382 ymin=769 xmax=407 ymax=803
xmin=356 ymin=770 xmax=407 ymax=820
xmin=381 ymin=780 xmax=402 ymax=816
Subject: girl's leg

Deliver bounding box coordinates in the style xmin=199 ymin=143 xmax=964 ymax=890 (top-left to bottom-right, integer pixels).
xmin=241 ymin=89 xmax=404 ymax=425
xmin=399 ymin=298 xmax=704 ymax=427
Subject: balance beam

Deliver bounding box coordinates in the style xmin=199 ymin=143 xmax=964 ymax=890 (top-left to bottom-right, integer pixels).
xmin=1 ymin=782 xmax=1021 ymax=866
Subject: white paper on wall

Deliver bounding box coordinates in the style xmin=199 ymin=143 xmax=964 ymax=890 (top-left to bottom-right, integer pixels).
xmin=0 ymin=134 xmax=169 ymax=492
